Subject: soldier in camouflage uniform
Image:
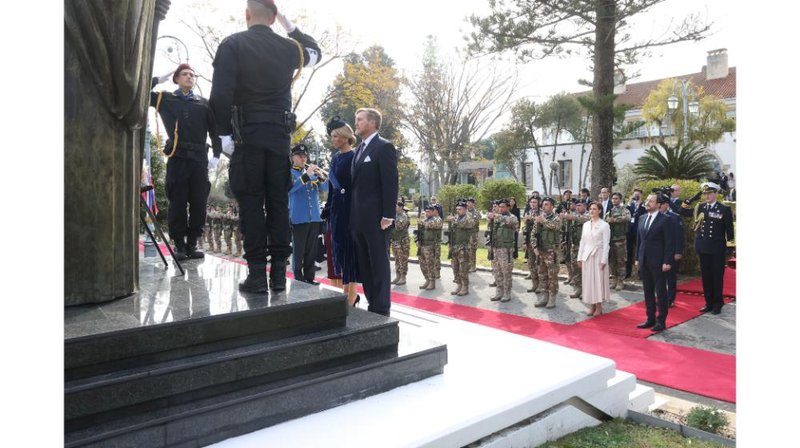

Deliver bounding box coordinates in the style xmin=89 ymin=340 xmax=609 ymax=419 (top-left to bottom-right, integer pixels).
xmin=222 ymin=205 xmax=235 ymax=256
xmin=533 ymin=197 xmax=562 ymax=308
xmin=203 ymin=205 xmax=215 ymax=250
xmin=565 ymin=199 xmax=591 ymax=298
xmin=212 ymin=207 xmax=224 ymax=254
xmin=488 ymin=198 xmax=518 ymax=302
xmin=605 ymin=192 xmax=631 ymax=291
xmin=447 ymin=200 xmax=478 ymax=296
xmin=417 ymin=205 xmax=443 ymax=290
xmin=523 ymin=197 xmax=541 ymax=293
xmin=556 ymin=190 xmax=574 ymax=285
xmin=432 ymin=207 xmax=443 ymax=279
xmin=391 ymin=201 xmax=410 ymax=285
xmin=466 ymin=198 xmax=481 ymax=273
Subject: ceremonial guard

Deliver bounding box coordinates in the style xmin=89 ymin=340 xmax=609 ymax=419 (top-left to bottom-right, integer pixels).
xmin=391 ymin=201 xmax=410 ymax=285
xmin=605 ymin=192 xmax=632 ymax=290
xmin=447 ymin=200 xmax=477 ymax=296
xmin=533 ymin=197 xmax=562 ymax=308
xmin=567 ymin=199 xmax=591 ymax=298
xmin=659 ymin=195 xmax=684 ymax=307
xmin=466 ymin=198 xmax=481 ymax=273
xmin=417 ymin=205 xmax=442 ymax=290
xmin=488 ymin=199 xmax=518 ymax=302
xmin=288 ymin=144 xmax=325 ymax=284
xmin=692 ymin=183 xmax=734 ymax=315
xmin=150 ymin=63 xmax=222 ymax=260
xmin=210 ymin=0 xmax=321 ymax=292
xmin=523 ymin=196 xmax=541 ymax=292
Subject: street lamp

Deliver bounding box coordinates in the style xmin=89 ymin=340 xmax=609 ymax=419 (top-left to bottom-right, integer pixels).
xmin=666 ymin=80 xmax=699 ymax=143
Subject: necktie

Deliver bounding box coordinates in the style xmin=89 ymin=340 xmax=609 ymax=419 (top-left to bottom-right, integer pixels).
xmin=355 ymin=141 xmax=366 ymax=164
xmin=644 ymin=214 xmax=652 ymax=234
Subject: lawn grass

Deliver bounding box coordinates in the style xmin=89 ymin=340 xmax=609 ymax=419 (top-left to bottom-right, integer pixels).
xmin=541 ymin=419 xmax=727 ymax=448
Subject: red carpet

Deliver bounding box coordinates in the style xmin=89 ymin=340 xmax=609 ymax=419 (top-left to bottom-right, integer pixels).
xmin=140 ymin=242 xmax=735 ymax=403
xmin=677 ymin=268 xmax=736 ymax=298
xmin=390 ymin=291 xmax=736 ymax=403
xmin=573 ymin=293 xmax=733 ymax=338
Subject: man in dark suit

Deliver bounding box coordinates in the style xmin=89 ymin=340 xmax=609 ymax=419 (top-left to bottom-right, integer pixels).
xmin=635 ymin=193 xmax=675 ymax=333
xmin=625 ymin=188 xmax=646 ymax=278
xmin=599 ymin=187 xmax=612 ymax=215
xmin=694 ymin=182 xmax=735 ymax=315
xmin=350 ymin=108 xmax=399 ymax=316
xmin=668 ymin=184 xmax=683 ymax=214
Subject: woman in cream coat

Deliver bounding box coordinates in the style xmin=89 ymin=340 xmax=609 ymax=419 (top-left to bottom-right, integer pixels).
xmin=577 ymin=202 xmax=611 ymax=316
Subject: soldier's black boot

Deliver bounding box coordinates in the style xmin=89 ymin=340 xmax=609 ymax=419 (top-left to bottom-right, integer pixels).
xmin=269 ymin=259 xmax=288 ymax=292
xmin=174 ymin=239 xmax=188 ymax=261
xmin=239 ymin=265 xmax=268 ymax=293
xmin=185 ymin=237 xmax=205 ymax=259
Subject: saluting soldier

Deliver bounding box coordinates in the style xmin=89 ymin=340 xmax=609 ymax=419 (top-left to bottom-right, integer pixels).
xmin=693 ymin=182 xmax=735 ymax=315
xmin=488 ymin=199 xmax=518 ymax=302
xmin=150 ymin=63 xmax=222 ymax=260
xmin=566 ymin=199 xmax=591 ymax=298
xmin=209 ymin=0 xmax=322 ymax=293
xmin=391 ymin=201 xmax=410 ymax=285
xmin=466 ymin=198 xmax=481 ymax=273
xmin=523 ymin=196 xmax=541 ymax=293
xmin=447 ymin=200 xmax=478 ymax=296
xmin=418 ymin=205 xmax=443 ymax=290
xmin=605 ymin=192 xmax=632 ymax=290
xmin=533 ymin=197 xmax=562 ymax=308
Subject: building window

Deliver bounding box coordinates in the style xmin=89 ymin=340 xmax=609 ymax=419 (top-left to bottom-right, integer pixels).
xmin=524 ymin=162 xmax=534 ymax=189
xmin=558 ymin=160 xmax=572 ymax=188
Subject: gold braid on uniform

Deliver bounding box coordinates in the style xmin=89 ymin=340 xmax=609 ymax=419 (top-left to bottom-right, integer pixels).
xmin=154 ymin=91 xmax=180 ymax=159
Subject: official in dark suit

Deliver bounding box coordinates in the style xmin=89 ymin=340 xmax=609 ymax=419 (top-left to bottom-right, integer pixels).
xmin=625 ymin=189 xmax=646 ymax=278
xmin=350 ymin=108 xmax=399 ymax=316
xmin=599 ymin=187 xmax=612 ymax=215
xmin=635 ymin=193 xmax=675 ymax=333
xmin=659 ymin=199 xmax=685 ymax=307
xmin=694 ymin=182 xmax=735 ymax=315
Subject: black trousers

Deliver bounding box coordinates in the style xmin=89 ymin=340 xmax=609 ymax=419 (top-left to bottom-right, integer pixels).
xmin=666 ymin=259 xmax=680 ymax=304
xmin=625 ymin=231 xmax=637 ymax=276
xmin=229 ymin=145 xmax=292 ymax=269
xmin=353 ymin=229 xmax=391 ymax=316
xmin=698 ymin=251 xmax=726 ymax=310
xmin=165 ymin=157 xmax=210 ymax=243
xmin=640 ymin=261 xmax=669 ymax=325
xmin=292 ymin=222 xmax=320 ymax=282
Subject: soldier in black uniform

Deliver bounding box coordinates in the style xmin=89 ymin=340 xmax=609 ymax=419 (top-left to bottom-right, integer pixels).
xmin=693 ymin=182 xmax=735 ymax=315
xmin=209 ymin=0 xmax=321 ymax=293
xmin=150 ymin=63 xmax=222 ymax=260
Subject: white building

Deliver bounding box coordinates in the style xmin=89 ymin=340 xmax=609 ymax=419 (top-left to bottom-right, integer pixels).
xmin=518 ymin=49 xmax=736 ymax=195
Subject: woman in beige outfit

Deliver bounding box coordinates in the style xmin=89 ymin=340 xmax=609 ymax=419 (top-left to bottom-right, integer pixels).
xmin=577 ymin=202 xmax=611 ymax=316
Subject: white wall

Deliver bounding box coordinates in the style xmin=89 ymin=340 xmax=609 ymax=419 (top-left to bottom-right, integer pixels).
xmin=521 ymin=132 xmax=736 ymax=195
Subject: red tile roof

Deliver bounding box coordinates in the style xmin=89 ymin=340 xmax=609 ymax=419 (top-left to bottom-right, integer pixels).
xmin=575 ymin=67 xmax=736 ymax=108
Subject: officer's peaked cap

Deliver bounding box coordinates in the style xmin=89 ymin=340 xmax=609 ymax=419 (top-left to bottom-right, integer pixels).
xmin=291 ymin=144 xmax=309 ymax=155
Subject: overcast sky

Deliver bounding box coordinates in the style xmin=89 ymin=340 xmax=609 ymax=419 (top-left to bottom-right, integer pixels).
xmin=154 ymin=0 xmax=737 ymax=152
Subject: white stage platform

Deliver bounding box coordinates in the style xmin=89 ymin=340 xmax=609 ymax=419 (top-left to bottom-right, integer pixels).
xmin=212 ymin=299 xmax=654 ymax=448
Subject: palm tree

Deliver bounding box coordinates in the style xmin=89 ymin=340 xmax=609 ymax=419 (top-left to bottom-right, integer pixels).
xmin=634 ymin=141 xmax=717 ymax=180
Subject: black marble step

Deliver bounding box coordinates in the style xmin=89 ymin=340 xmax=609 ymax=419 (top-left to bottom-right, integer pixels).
xmin=65 ymin=309 xmax=400 ymax=427
xmin=65 ymin=293 xmax=349 ymax=381
xmin=65 ymin=321 xmax=448 ymax=448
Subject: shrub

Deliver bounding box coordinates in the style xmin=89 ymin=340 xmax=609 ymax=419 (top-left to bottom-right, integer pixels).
xmin=478 ymin=179 xmax=527 ymax=211
xmin=686 ymin=406 xmax=729 ymax=434
xmin=437 ymin=184 xmax=480 ymax=216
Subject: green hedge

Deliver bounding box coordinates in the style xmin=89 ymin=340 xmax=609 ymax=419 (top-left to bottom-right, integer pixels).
xmin=437 ymin=184 xmax=480 ymax=216
xmin=477 ymin=179 xmax=527 ymax=211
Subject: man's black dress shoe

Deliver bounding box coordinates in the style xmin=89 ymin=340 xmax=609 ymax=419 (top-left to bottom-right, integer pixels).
xmin=637 ymin=321 xmax=655 ymax=329
xmin=650 ymin=323 xmax=666 ymax=332
xmin=699 ymin=306 xmax=712 ymax=313
xmin=711 ymin=307 xmax=722 ymax=315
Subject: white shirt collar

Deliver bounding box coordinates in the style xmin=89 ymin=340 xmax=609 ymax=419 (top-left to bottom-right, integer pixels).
xmin=707 ymin=201 xmax=717 ymax=208
xmin=362 ymin=131 xmax=379 ymax=148
xmin=648 ymin=210 xmax=659 ymax=219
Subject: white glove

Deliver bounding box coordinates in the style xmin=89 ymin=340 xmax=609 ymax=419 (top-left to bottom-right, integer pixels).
xmin=221 ymin=135 xmax=235 ymax=157
xmin=208 ymin=156 xmax=220 ymax=170
xmin=276 ymin=12 xmax=296 ymax=33
xmin=157 ymin=70 xmax=172 ymax=84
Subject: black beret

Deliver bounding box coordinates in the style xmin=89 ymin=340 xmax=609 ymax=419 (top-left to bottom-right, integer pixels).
xmin=541 ymin=197 xmax=556 ymax=205
xmin=456 ymin=201 xmax=468 ymax=208
xmin=656 ymin=194 xmax=671 ymax=204
xmin=498 ymin=198 xmax=510 ymax=206
xmin=424 ymin=204 xmax=436 ymax=211
xmin=291 ymin=144 xmax=308 ymax=155
xmin=467 ymin=197 xmax=476 ymax=202
xmin=326 ymin=115 xmax=348 ymax=136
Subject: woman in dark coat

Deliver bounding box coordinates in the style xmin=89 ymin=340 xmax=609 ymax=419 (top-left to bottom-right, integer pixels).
xmin=322 ymin=116 xmax=361 ymax=306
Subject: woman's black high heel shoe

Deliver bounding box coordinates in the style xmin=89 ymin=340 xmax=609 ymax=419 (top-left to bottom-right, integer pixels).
xmin=352 ymin=294 xmax=361 ymax=307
